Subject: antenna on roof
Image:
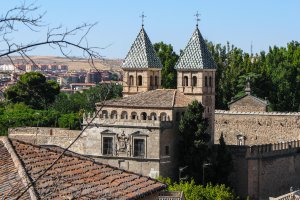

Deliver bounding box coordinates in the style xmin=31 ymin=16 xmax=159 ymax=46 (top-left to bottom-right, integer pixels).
xmin=194 ymin=11 xmax=201 ymax=27
xmin=140 ymin=12 xmax=146 ymax=27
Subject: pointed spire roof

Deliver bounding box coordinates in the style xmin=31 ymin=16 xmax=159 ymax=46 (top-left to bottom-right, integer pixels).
xmin=175 ymin=27 xmax=216 ymax=70
xmin=122 ymin=27 xmax=163 ymax=69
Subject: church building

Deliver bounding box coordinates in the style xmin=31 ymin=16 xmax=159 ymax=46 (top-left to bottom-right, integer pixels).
xmin=79 ymin=24 xmax=217 ymax=178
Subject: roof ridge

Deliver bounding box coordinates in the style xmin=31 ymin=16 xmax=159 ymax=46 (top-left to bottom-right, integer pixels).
xmin=0 ymin=137 xmax=38 ymax=200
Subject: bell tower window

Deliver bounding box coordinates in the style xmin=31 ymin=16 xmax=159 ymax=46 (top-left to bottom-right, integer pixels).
xmin=205 ymin=76 xmax=208 ymax=87
xmin=138 ymin=75 xmax=143 ymax=86
xmin=155 ymin=76 xmax=158 ymax=86
xmin=192 ymin=76 xmax=197 ymax=86
xmin=183 ymin=76 xmax=188 ymax=86
xmin=129 ymin=75 xmax=134 ymax=86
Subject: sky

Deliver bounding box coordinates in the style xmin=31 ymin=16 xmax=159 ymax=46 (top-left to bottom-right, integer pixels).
xmin=1 ymin=0 xmax=300 ymax=59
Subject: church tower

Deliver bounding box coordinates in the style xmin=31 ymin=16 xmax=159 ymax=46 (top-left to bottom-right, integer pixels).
xmin=175 ymin=23 xmax=217 ymax=138
xmin=122 ymin=26 xmax=163 ymax=97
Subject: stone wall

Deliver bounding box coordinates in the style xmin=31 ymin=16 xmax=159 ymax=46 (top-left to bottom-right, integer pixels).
xmin=8 ymin=127 xmax=82 ymax=153
xmin=215 ymin=110 xmax=300 ymax=145
xmin=8 ymin=124 xmax=178 ymax=179
xmin=228 ymin=141 xmax=300 ymax=200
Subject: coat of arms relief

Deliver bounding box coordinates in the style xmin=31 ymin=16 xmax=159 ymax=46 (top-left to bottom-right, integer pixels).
xmin=115 ymin=131 xmax=131 ymax=156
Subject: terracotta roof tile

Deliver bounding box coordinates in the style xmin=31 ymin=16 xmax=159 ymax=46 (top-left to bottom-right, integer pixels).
xmin=9 ymin=139 xmax=166 ymax=199
xmin=99 ymin=89 xmax=193 ymax=108
xmin=0 ymin=138 xmax=31 ymax=199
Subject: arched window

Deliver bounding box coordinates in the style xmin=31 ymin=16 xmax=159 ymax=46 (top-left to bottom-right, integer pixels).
xmin=129 ymin=75 xmax=134 ymax=86
xmin=121 ymin=111 xmax=128 ymax=119
xmin=209 ymin=76 xmax=212 ymax=87
xmin=140 ymin=112 xmax=147 ymax=120
xmin=150 ymin=76 xmax=153 ymax=86
xmin=183 ymin=76 xmax=188 ymax=86
xmin=205 ymin=76 xmax=208 ymax=87
xmin=111 ymin=110 xmax=117 ymax=119
xmin=131 ymin=112 xmax=137 ymax=120
xmin=155 ymin=76 xmax=158 ymax=86
xmin=160 ymin=112 xmax=167 ymax=121
xmin=138 ymin=75 xmax=143 ymax=86
xmin=102 ymin=110 xmax=108 ymax=119
xmin=192 ymin=76 xmax=197 ymax=87
xmin=150 ymin=112 xmax=157 ymax=120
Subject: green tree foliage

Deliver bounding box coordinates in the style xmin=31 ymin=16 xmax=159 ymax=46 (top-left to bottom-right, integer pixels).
xmin=206 ymin=41 xmax=300 ymax=111
xmin=4 ymin=72 xmax=60 ymax=109
xmin=153 ymin=42 xmax=179 ymax=88
xmin=58 ymin=113 xmax=81 ymax=130
xmin=159 ymin=177 xmax=238 ymax=200
xmin=51 ymin=83 xmax=122 ymax=114
xmin=178 ymin=100 xmax=210 ymax=182
xmin=210 ymin=134 xmax=233 ymax=185
xmin=0 ymin=83 xmax=123 ymax=135
xmin=0 ymin=103 xmax=60 ymax=135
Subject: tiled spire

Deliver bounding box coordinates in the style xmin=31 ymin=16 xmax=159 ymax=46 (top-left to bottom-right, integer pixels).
xmin=122 ymin=27 xmax=163 ymax=69
xmin=175 ymin=27 xmax=216 ymax=70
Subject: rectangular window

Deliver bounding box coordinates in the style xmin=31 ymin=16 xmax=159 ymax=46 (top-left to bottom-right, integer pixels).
xmin=103 ymin=137 xmax=113 ymax=155
xmin=134 ymin=139 xmax=145 ymax=157
xmin=205 ymin=76 xmax=208 ymax=87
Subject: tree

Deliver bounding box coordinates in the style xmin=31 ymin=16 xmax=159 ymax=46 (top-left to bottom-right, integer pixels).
xmin=178 ymin=100 xmax=210 ymax=182
xmin=154 ymin=42 xmax=179 ymax=88
xmin=4 ymin=72 xmax=60 ymax=109
xmin=158 ymin=177 xmax=238 ymax=200
xmin=211 ymin=134 xmax=233 ymax=185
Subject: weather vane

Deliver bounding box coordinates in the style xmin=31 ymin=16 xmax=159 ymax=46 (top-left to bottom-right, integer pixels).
xmin=140 ymin=12 xmax=146 ymax=27
xmin=194 ymin=11 xmax=200 ymax=27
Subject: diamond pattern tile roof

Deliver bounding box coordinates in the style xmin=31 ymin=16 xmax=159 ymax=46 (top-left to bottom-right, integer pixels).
xmin=122 ymin=27 xmax=163 ymax=69
xmin=175 ymin=27 xmax=216 ymax=70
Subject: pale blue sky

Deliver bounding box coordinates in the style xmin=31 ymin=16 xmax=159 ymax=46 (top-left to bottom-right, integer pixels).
xmin=2 ymin=0 xmax=300 ymax=59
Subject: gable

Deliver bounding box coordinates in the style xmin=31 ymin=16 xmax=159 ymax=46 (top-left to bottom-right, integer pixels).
xmin=229 ymin=95 xmax=268 ymax=112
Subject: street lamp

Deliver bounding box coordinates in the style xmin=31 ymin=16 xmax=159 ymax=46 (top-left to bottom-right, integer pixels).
xmin=179 ymin=166 xmax=188 ymax=181
xmin=202 ymin=162 xmax=212 ymax=186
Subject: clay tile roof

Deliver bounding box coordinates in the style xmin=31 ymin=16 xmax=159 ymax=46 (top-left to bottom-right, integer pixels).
xmin=122 ymin=27 xmax=163 ymax=69
xmin=7 ymin=139 xmax=166 ymax=200
xmin=175 ymin=27 xmax=216 ymax=70
xmin=99 ymin=89 xmax=193 ymax=108
xmin=0 ymin=137 xmax=31 ymax=199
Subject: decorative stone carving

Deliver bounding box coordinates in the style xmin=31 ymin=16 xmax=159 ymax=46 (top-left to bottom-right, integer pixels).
xmin=116 ymin=131 xmax=130 ymax=156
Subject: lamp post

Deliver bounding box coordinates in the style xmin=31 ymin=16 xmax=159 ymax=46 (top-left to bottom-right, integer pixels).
xmin=179 ymin=166 xmax=188 ymax=181
xmin=202 ymin=162 xmax=212 ymax=186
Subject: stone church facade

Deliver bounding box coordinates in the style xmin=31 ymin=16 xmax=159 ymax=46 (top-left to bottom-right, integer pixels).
xmin=9 ymin=25 xmax=217 ymax=180
xmin=80 ymin=25 xmax=217 ymax=179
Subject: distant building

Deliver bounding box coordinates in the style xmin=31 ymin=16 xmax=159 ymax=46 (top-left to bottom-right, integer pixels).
xmin=70 ymin=82 xmax=96 ymax=90
xmin=85 ymin=71 xmax=101 ymax=83
xmin=25 ymin=64 xmax=40 ymax=72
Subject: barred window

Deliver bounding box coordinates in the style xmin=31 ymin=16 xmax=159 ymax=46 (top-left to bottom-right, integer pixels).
xmin=103 ymin=137 xmax=113 ymax=155
xmin=134 ymin=139 xmax=145 ymax=157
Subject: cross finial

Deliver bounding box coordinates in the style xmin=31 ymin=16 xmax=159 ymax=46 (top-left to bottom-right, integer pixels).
xmin=194 ymin=11 xmax=200 ymax=27
xmin=140 ymin=12 xmax=146 ymax=27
